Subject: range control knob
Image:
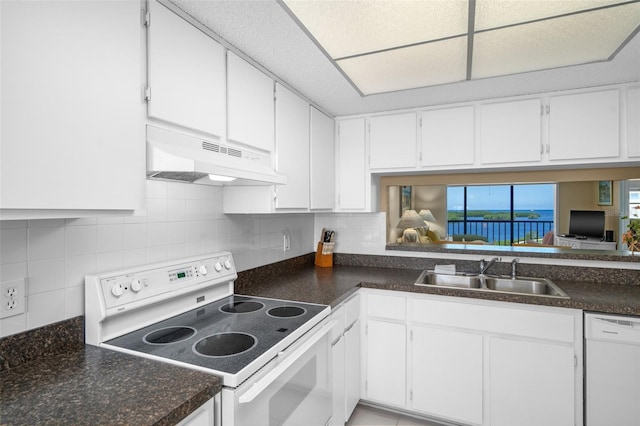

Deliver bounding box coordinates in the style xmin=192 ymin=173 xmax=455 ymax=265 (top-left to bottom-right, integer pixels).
xmin=130 ymin=279 xmax=142 ymax=293
xmin=199 ymin=265 xmax=208 ymax=275
xmin=111 ymin=283 xmax=124 ymax=297
xmin=214 ymin=262 xmax=223 ymax=272
xmin=224 ymin=259 xmax=232 ymax=270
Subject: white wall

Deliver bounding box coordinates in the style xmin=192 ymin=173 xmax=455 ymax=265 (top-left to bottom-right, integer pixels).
xmin=0 ymin=180 xmax=313 ymax=337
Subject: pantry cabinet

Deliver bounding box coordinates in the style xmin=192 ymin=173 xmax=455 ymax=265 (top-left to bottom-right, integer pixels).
xmin=479 ymin=98 xmax=542 ymax=165
xmin=0 ymin=0 xmax=144 ymax=218
xmin=360 ymin=289 xmax=583 ymax=426
xmin=336 ymin=119 xmax=369 ymax=211
xmin=146 ymin=0 xmax=225 ymax=138
xmin=274 ymin=84 xmax=310 ymax=209
xmin=548 ymin=89 xmax=620 ymax=161
xmin=420 ymin=106 xmax=475 ymax=167
xmin=369 ymin=113 xmax=417 ymax=169
xmin=227 ymin=51 xmax=275 ymax=152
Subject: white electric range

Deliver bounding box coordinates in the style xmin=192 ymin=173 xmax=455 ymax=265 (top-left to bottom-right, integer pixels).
xmin=85 ymin=253 xmax=333 ymax=426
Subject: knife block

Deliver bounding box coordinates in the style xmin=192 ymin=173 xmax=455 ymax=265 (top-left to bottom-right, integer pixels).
xmin=315 ymin=242 xmax=334 ymax=268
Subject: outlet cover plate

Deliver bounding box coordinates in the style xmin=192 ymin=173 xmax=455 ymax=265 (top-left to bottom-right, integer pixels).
xmin=1 ymin=278 xmax=26 ymax=319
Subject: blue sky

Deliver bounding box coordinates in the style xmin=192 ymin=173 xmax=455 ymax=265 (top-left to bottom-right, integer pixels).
xmin=447 ymin=184 xmax=555 ymax=210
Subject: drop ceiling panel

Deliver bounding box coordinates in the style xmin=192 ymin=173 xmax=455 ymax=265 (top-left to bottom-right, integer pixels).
xmin=472 ymin=4 xmax=640 ymax=79
xmin=475 ymin=0 xmax=631 ymax=30
xmin=283 ymin=0 xmax=469 ymax=58
xmin=337 ymin=36 xmax=468 ymax=95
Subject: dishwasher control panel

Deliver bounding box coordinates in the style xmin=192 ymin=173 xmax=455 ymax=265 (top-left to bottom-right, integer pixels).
xmin=585 ymin=313 xmax=640 ymax=344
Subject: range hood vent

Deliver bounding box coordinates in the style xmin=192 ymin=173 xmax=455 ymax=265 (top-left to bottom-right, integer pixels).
xmin=146 ymin=125 xmax=286 ymax=186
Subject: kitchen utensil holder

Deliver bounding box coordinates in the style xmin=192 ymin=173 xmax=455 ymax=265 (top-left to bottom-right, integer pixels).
xmin=315 ymin=242 xmax=334 ymax=267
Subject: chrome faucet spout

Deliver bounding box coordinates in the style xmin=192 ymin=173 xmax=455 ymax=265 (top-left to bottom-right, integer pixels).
xmin=511 ymin=258 xmax=520 ymax=279
xmin=479 ymin=257 xmax=500 ymax=275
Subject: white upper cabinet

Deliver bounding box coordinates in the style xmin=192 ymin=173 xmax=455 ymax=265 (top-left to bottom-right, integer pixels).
xmin=274 ymin=84 xmax=309 ymax=209
xmin=146 ymin=0 xmax=225 ymax=138
xmin=626 ymin=87 xmax=640 ymax=158
xmin=369 ymin=113 xmax=417 ymax=169
xmin=479 ymin=98 xmax=542 ymax=164
xmin=310 ymin=107 xmax=335 ymax=210
xmin=1 ymin=0 xmax=144 ymax=217
xmin=227 ymin=51 xmax=275 ymax=152
xmin=420 ymin=106 xmax=474 ymax=167
xmin=336 ymin=119 xmax=368 ymax=211
xmin=548 ymin=89 xmax=620 ymax=161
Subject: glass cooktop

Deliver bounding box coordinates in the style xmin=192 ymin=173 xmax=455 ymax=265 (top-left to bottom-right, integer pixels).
xmin=105 ymin=295 xmax=328 ymax=375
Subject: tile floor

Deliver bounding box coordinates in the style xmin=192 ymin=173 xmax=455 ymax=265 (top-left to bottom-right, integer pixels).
xmin=346 ymin=404 xmax=446 ymax=426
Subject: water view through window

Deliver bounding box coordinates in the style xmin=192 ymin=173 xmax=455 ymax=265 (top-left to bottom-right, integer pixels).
xmin=447 ymin=184 xmax=555 ymax=245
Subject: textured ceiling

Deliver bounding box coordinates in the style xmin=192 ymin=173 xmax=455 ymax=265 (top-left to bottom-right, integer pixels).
xmin=169 ymin=0 xmax=640 ymax=117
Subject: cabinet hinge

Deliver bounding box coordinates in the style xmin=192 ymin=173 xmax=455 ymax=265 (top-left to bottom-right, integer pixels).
xmin=365 ymin=324 xmax=368 ymax=335
xmin=368 ymin=123 xmax=371 ymax=133
xmin=142 ymin=10 xmax=151 ymax=27
xmin=540 ymin=144 xmax=543 ymax=155
xmin=419 ymin=152 xmax=422 ymax=162
xmin=419 ymin=118 xmax=422 ymax=127
xmin=410 ymin=330 xmax=413 ymax=342
xmin=540 ymin=105 xmax=544 ymax=116
xmin=574 ymin=355 xmax=578 ymax=368
xmin=365 ymin=380 xmax=368 ymax=393
xmin=144 ymin=86 xmax=151 ymax=102
xmin=546 ymin=105 xmax=550 ymax=115
xmin=410 ymin=390 xmax=413 ymax=401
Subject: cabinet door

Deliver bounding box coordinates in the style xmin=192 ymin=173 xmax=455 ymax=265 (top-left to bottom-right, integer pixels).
xmin=549 ymin=90 xmax=620 ymax=161
xmin=369 ymin=113 xmax=417 ymax=169
xmin=310 ymin=107 xmax=335 ymax=210
xmin=1 ymin=0 xmax=143 ymax=213
xmin=344 ymin=319 xmax=361 ymax=421
xmin=421 ymin=106 xmax=474 ymax=167
xmin=336 ymin=119 xmax=368 ymax=211
xmin=627 ymin=87 xmax=640 ymax=158
xmin=147 ymin=0 xmax=225 ymax=138
xmin=227 ymin=51 xmax=275 ymax=152
xmin=489 ymin=337 xmax=575 ymax=426
xmin=411 ymin=326 xmax=483 ymax=425
xmin=331 ymin=335 xmax=346 ymax=426
xmin=479 ymin=98 xmax=542 ymax=164
xmin=365 ymin=319 xmax=406 ymax=407
xmin=275 ymin=84 xmax=309 ymax=209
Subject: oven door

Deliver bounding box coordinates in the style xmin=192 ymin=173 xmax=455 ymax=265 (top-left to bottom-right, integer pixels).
xmin=223 ymin=320 xmax=334 ymax=426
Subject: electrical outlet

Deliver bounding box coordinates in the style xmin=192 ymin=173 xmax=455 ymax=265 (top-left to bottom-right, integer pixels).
xmin=1 ymin=278 xmax=26 ymax=319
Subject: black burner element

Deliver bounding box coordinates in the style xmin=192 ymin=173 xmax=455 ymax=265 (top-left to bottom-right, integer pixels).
xmin=194 ymin=332 xmax=257 ymax=357
xmin=267 ymin=306 xmax=306 ymax=318
xmin=220 ymin=301 xmax=265 ymax=314
xmin=144 ymin=326 xmax=196 ymax=345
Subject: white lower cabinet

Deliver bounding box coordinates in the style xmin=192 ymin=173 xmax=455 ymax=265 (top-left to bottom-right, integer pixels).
xmin=361 ymin=289 xmax=583 ymax=426
xmin=331 ymin=294 xmax=361 ymax=425
xmin=489 ymin=337 xmax=575 ymax=426
xmin=411 ymin=326 xmax=483 ymax=425
xmin=177 ymin=398 xmax=215 ymax=426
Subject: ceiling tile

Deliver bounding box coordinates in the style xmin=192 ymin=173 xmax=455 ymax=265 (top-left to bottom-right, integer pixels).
xmin=283 ymin=0 xmax=469 ymax=58
xmin=337 ymin=36 xmax=468 ymax=95
xmin=475 ymin=0 xmax=632 ymax=30
xmin=472 ymin=4 xmax=640 ymax=79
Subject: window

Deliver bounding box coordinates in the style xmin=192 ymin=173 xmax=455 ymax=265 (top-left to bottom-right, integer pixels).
xmin=447 ymin=184 xmax=555 ymax=245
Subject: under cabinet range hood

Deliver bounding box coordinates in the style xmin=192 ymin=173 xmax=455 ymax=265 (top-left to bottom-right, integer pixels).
xmin=146 ymin=125 xmax=286 ymax=186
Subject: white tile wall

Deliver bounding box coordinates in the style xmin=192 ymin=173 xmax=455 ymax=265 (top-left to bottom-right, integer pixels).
xmin=313 ymin=212 xmax=388 ymax=255
xmin=0 ymin=180 xmax=314 ymax=337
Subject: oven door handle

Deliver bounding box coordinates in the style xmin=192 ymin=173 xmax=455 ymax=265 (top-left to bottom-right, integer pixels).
xmin=238 ymin=320 xmax=336 ymax=404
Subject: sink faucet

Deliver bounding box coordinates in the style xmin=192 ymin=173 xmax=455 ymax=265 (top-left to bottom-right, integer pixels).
xmin=511 ymin=258 xmax=520 ymax=279
xmin=479 ymin=257 xmax=500 ymax=275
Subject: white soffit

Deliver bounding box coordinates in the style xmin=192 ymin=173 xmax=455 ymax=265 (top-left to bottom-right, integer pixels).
xmin=281 ymin=0 xmax=640 ymax=96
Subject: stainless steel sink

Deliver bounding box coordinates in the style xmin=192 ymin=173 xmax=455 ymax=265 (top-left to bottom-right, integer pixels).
xmin=415 ymin=271 xmax=481 ymax=288
xmin=414 ymin=270 xmax=569 ymax=299
xmin=483 ymin=277 xmax=569 ymax=298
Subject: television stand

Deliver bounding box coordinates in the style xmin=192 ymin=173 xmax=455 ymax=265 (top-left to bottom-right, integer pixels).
xmin=555 ymin=236 xmax=617 ymax=250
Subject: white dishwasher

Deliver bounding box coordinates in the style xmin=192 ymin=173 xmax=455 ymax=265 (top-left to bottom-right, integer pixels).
xmin=585 ymin=313 xmax=640 ymax=426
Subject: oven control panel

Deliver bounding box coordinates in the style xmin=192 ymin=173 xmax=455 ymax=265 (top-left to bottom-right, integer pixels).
xmin=97 ymin=253 xmax=236 ymax=309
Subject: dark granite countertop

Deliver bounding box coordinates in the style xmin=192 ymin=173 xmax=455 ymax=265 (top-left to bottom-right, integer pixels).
xmin=0 ymin=319 xmax=221 ymax=426
xmin=236 ymin=262 xmax=640 ymax=316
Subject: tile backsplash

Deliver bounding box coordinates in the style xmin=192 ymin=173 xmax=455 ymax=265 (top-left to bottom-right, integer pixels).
xmin=0 ymin=181 xmax=318 ymax=337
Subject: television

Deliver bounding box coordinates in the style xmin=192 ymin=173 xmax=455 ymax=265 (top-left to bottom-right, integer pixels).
xmin=568 ymin=210 xmax=605 ymax=238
